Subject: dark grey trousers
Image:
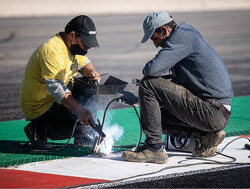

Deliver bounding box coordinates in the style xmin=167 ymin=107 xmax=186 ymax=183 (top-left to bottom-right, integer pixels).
xmin=139 ymin=77 xmax=230 ymax=145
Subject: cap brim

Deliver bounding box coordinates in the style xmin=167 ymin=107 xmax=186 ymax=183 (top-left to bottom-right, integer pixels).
xmin=141 ymin=28 xmax=155 ymax=43
xmin=80 ymin=33 xmax=99 ymax=48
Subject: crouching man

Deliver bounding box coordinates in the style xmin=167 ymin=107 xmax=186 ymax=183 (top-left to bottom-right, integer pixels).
xmin=20 ymin=15 xmax=101 ymax=149
xmin=122 ymin=12 xmax=233 ymax=163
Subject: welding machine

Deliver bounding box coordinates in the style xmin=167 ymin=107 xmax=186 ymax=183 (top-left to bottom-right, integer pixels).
xmin=162 ymin=123 xmax=202 ymax=153
xmin=164 ymin=135 xmax=196 ymax=152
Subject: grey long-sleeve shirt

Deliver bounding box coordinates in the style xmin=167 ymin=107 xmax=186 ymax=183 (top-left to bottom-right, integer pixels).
xmin=45 ymin=58 xmax=91 ymax=104
xmin=143 ymin=22 xmax=234 ymax=105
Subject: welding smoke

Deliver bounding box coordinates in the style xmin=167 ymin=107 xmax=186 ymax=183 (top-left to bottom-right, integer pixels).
xmin=75 ymin=83 xmax=126 ymax=154
xmin=99 ymin=124 xmax=124 ymax=154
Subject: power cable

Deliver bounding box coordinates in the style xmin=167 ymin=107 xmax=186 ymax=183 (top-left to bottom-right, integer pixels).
xmin=61 ymin=136 xmax=250 ymax=188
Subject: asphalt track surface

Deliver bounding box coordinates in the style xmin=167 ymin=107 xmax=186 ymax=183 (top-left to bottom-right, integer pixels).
xmin=0 ymin=11 xmax=250 ymax=188
xmin=109 ymin=165 xmax=250 ymax=188
xmin=0 ymin=10 xmax=250 ymax=121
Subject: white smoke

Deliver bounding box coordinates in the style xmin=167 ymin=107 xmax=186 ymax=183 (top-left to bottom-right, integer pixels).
xmin=99 ymin=124 xmax=124 ymax=154
xmin=81 ymin=92 xmax=125 ymax=154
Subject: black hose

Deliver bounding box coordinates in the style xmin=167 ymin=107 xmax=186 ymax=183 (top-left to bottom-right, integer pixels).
xmin=98 ymin=98 xmax=143 ymax=151
xmin=101 ymin=98 xmax=121 ymax=128
xmin=33 ymin=119 xmax=79 ymax=152
xmin=132 ymin=104 xmax=143 ymax=150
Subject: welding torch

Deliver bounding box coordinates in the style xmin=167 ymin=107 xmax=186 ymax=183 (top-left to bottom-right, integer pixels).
xmin=89 ymin=119 xmax=106 ymax=153
xmin=89 ymin=119 xmax=106 ymax=139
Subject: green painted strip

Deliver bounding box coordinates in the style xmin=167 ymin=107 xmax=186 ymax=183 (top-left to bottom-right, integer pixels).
xmin=0 ymin=96 xmax=249 ymax=167
xmin=226 ymin=96 xmax=250 ymax=136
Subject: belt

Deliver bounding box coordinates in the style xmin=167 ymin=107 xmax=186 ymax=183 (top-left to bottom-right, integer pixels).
xmin=203 ymin=98 xmax=231 ymax=119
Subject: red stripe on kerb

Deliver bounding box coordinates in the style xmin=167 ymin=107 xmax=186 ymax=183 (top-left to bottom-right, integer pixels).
xmin=0 ymin=169 xmax=108 ymax=188
xmin=238 ymin=135 xmax=250 ymax=137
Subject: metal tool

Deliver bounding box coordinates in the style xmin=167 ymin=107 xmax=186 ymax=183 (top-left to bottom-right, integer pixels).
xmin=132 ymin=78 xmax=141 ymax=86
xmin=90 ymin=119 xmax=106 ymax=153
xmin=74 ymin=75 xmax=128 ymax=95
xmin=92 ymin=135 xmax=105 ymax=153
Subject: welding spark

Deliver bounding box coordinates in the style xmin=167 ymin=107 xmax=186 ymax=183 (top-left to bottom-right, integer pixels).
xmin=99 ymin=124 xmax=124 ymax=154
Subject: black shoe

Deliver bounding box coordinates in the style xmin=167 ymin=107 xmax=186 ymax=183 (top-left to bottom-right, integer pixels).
xmin=24 ymin=122 xmax=52 ymax=150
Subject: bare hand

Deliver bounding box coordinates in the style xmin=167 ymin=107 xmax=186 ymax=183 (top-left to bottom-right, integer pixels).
xmin=89 ymin=72 xmax=101 ymax=84
xmin=77 ymin=106 xmax=96 ymax=127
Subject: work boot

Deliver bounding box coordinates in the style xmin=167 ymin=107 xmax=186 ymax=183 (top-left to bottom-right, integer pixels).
xmin=24 ymin=122 xmax=52 ymax=150
xmin=192 ymin=130 xmax=226 ymax=157
xmin=122 ymin=143 xmax=168 ymax=164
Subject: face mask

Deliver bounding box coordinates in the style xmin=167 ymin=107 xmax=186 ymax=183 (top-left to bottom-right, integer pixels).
xmin=69 ymin=44 xmax=87 ymax=56
xmin=69 ymin=35 xmax=88 ymax=56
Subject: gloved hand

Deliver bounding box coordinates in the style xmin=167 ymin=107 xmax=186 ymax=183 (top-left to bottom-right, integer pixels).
xmin=117 ymin=91 xmax=139 ymax=106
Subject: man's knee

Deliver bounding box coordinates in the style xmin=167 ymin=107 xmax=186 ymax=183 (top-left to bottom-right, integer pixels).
xmin=141 ymin=77 xmax=174 ymax=88
xmin=139 ymin=77 xmax=177 ymax=98
xmin=140 ymin=76 xmax=153 ymax=87
xmin=140 ymin=77 xmax=161 ymax=91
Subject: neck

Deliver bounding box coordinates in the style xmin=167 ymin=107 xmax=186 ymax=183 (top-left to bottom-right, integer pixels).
xmin=59 ymin=32 xmax=70 ymax=49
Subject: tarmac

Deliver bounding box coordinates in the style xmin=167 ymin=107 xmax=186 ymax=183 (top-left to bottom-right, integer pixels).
xmin=0 ymin=1 xmax=250 ymax=188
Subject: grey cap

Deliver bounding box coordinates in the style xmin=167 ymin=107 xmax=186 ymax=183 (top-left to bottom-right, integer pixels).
xmin=141 ymin=12 xmax=173 ymax=43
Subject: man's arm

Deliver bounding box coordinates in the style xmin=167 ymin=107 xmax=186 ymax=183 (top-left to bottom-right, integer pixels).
xmin=45 ymin=79 xmax=95 ymax=126
xmin=80 ymin=62 xmax=101 ymax=84
xmin=143 ymin=30 xmax=193 ymax=77
xmin=61 ymin=93 xmax=95 ymax=126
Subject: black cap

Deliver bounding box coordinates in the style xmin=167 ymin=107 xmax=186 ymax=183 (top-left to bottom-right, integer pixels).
xmin=66 ymin=15 xmax=99 ymax=47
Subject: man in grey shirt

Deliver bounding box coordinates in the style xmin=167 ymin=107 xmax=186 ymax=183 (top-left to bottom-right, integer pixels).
xmin=122 ymin=12 xmax=233 ymax=164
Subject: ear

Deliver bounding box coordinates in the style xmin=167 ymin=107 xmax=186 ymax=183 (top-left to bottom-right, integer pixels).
xmin=69 ymin=31 xmax=75 ymax=40
xmin=161 ymin=26 xmax=171 ymax=38
xmin=160 ymin=26 xmax=167 ymax=38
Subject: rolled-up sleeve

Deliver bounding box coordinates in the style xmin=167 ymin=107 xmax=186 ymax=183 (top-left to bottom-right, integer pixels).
xmin=78 ymin=56 xmax=91 ymax=71
xmin=45 ymin=79 xmax=71 ymax=104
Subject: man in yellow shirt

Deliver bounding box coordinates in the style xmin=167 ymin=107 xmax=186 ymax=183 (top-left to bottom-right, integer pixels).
xmin=20 ymin=15 xmax=101 ymax=149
